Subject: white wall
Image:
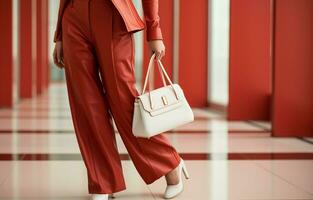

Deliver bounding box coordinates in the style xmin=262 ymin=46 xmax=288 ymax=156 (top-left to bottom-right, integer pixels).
xmin=12 ymin=0 xmax=20 ymax=104
xmin=208 ymin=2 xmax=230 ymax=195
xmin=132 ymin=0 xmax=144 ymax=88
xmin=208 ymin=0 xmax=230 ymax=106
xmin=49 ymin=0 xmax=65 ymax=81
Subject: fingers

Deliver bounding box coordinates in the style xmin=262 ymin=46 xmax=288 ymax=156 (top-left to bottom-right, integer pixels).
xmin=153 ymin=49 xmax=166 ymax=60
xmin=53 ymin=48 xmax=58 ymax=65
xmin=53 ymin=46 xmax=64 ymax=69
xmin=160 ymin=49 xmax=165 ymax=60
xmin=56 ymin=48 xmax=65 ymax=68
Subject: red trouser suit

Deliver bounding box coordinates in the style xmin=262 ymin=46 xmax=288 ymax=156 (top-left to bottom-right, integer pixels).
xmin=60 ymin=0 xmax=181 ymax=194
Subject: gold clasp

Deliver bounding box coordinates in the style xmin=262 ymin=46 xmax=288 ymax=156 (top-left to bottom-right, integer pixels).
xmin=161 ymin=96 xmax=168 ymax=106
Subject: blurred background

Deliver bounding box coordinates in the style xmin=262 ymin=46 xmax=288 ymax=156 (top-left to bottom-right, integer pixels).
xmin=1 ymin=0 xmax=313 ymax=135
xmin=0 ymin=0 xmax=312 ymax=199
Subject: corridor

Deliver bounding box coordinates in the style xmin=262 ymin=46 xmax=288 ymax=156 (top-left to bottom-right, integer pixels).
xmin=0 ymin=83 xmax=312 ymax=199
xmin=1 ymin=0 xmax=313 ymax=199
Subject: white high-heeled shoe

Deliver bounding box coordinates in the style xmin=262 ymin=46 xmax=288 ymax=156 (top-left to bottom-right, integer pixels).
xmin=91 ymin=193 xmax=115 ymax=200
xmin=163 ymin=158 xmax=190 ymax=199
xmin=91 ymin=194 xmax=108 ymax=200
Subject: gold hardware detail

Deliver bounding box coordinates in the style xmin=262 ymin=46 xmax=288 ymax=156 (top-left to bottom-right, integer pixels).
xmin=161 ymin=96 xmax=168 ymax=105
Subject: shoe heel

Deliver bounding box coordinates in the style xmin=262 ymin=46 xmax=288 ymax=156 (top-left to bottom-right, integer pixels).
xmin=181 ymin=160 xmax=190 ymax=179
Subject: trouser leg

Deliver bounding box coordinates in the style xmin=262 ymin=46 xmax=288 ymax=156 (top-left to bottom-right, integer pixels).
xmin=90 ymin=0 xmax=181 ymax=185
xmin=61 ymin=0 xmax=126 ymax=193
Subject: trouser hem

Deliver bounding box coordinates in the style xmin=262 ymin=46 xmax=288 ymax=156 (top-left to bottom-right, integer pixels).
xmin=144 ymin=154 xmax=181 ymax=185
xmin=88 ymin=185 xmax=126 ymax=194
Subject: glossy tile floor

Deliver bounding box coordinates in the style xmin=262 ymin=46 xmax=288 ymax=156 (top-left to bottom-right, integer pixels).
xmin=0 ymin=83 xmax=312 ymax=200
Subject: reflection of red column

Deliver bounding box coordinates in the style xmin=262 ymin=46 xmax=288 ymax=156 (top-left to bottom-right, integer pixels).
xmin=142 ymin=0 xmax=174 ymax=90
xmin=228 ymin=0 xmax=272 ymax=120
xmin=0 ymin=0 xmax=13 ymax=107
xmin=20 ymin=0 xmax=34 ymax=98
xmin=272 ymin=0 xmax=313 ymax=137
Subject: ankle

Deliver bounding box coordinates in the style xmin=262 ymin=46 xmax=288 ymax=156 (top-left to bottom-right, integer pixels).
xmin=165 ymin=169 xmax=179 ymax=185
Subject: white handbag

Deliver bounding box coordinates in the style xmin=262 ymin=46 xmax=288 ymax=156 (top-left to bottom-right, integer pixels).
xmin=132 ymin=53 xmax=194 ymax=138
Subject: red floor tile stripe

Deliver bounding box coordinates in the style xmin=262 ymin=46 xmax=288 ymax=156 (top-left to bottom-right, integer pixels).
xmin=1 ymin=153 xmax=312 ymax=161
xmin=0 ymin=130 xmax=269 ymax=134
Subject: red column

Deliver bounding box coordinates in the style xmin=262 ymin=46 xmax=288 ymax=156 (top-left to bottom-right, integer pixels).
xmin=36 ymin=0 xmax=49 ymax=94
xmin=142 ymin=0 xmax=208 ymax=108
xmin=228 ymin=0 xmax=272 ymax=120
xmin=20 ymin=0 xmax=35 ymax=98
xmin=0 ymin=0 xmax=13 ymax=108
xmin=272 ymin=0 xmax=313 ymax=137
xmin=43 ymin=0 xmax=50 ymax=89
xmin=142 ymin=0 xmax=174 ymax=90
xmin=178 ymin=0 xmax=208 ymax=107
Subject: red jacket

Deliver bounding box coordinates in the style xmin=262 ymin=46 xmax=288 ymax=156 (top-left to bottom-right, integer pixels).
xmin=53 ymin=0 xmax=163 ymax=42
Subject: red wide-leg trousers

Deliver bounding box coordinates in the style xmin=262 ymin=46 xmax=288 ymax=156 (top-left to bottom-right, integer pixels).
xmin=61 ymin=0 xmax=181 ymax=194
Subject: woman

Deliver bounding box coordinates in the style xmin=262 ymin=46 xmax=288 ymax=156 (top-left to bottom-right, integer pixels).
xmin=52 ymin=0 xmax=189 ymax=199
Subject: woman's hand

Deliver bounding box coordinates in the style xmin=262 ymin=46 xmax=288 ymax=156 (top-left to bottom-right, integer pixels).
xmin=148 ymin=39 xmax=165 ymax=60
xmin=53 ymin=41 xmax=65 ymax=69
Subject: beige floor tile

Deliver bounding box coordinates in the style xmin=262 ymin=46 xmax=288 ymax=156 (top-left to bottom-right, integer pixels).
xmin=0 ymin=161 xmax=153 ymax=200
xmin=253 ymin=160 xmax=313 ymax=196
xmin=148 ymin=161 xmax=313 ymax=200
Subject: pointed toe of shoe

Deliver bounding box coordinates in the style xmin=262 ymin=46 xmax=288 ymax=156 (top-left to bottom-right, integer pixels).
xmin=91 ymin=194 xmax=109 ymax=200
xmin=163 ymin=183 xmax=184 ymax=199
xmin=163 ymin=158 xmax=190 ymax=199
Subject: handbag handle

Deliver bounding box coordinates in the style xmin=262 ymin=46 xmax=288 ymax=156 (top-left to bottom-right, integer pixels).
xmin=142 ymin=54 xmax=167 ymax=94
xmin=141 ymin=54 xmax=180 ymax=110
xmin=147 ymin=57 xmax=167 ymax=93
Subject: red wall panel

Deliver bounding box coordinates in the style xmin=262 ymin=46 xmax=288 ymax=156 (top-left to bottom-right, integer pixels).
xmin=272 ymin=0 xmax=313 ymax=136
xmin=36 ymin=0 xmax=49 ymax=94
xmin=36 ymin=0 xmax=43 ymax=95
xmin=43 ymin=0 xmax=49 ymax=89
xmin=142 ymin=0 xmax=174 ymax=91
xmin=142 ymin=0 xmax=208 ymax=107
xmin=228 ymin=0 xmax=272 ymax=120
xmin=179 ymin=0 xmax=208 ymax=107
xmin=20 ymin=0 xmax=34 ymax=98
xmin=0 ymin=0 xmax=13 ymax=108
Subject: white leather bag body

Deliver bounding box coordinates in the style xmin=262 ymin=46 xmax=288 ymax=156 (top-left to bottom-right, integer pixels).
xmin=132 ymin=54 xmax=194 ymax=138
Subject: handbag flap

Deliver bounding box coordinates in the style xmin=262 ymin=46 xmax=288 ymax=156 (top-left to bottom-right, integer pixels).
xmin=138 ymin=84 xmax=184 ymax=114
